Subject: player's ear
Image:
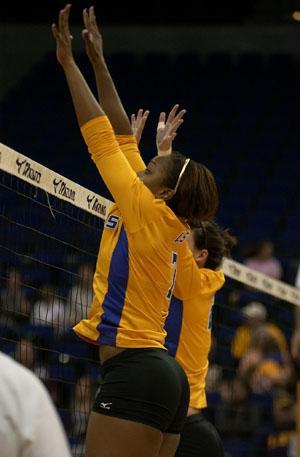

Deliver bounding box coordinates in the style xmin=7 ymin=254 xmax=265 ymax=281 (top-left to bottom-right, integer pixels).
xmin=195 ymin=249 xmax=208 ymax=263
xmin=155 ymin=188 xmax=175 ymax=201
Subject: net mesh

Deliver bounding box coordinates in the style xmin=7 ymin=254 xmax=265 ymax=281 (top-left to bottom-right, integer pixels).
xmin=1 ymin=143 xmax=299 ymax=456
xmin=0 ymin=160 xmax=104 ymax=455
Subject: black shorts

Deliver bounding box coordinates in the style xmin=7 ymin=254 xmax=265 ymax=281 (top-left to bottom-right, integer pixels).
xmin=93 ymin=348 xmax=189 ymax=433
xmin=175 ymin=413 xmax=224 ymax=457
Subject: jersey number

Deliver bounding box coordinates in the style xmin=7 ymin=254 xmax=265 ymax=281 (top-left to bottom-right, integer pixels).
xmin=167 ymin=252 xmax=178 ymax=300
xmin=105 ymin=215 xmax=120 ymax=230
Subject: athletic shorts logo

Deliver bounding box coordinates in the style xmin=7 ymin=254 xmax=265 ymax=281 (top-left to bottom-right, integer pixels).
xmin=16 ymin=158 xmax=41 ymax=184
xmin=53 ymin=178 xmax=75 ymax=201
xmin=99 ymin=402 xmax=112 ymax=410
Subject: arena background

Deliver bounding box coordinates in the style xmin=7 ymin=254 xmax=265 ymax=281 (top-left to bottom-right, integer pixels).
xmin=1 ymin=1 xmax=300 ymax=456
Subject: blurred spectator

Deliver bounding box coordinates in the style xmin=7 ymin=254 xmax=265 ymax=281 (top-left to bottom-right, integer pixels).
xmin=231 ymin=301 xmax=288 ymax=360
xmin=64 ymin=263 xmax=94 ymax=330
xmin=31 ymin=284 xmax=65 ymax=330
xmin=252 ymin=389 xmax=295 ymax=456
xmin=205 ymin=335 xmax=223 ymax=393
xmin=1 ymin=268 xmax=23 ymax=312
xmin=15 ymin=337 xmax=48 ymax=381
xmin=244 ymin=241 xmax=283 ymax=280
xmin=70 ymin=374 xmax=95 ymax=440
xmin=0 ymin=268 xmax=31 ymax=328
xmin=238 ymin=327 xmax=294 ymax=394
xmin=294 ymin=260 xmax=300 ymax=288
xmin=215 ymin=377 xmax=261 ymax=436
xmin=291 ymin=265 xmax=300 ymax=365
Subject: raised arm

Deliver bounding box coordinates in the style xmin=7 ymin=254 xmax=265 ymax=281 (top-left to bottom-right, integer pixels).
xmin=52 ymin=5 xmax=103 ymax=126
xmin=52 ymin=5 xmax=157 ymax=232
xmin=82 ymin=6 xmax=132 ymax=135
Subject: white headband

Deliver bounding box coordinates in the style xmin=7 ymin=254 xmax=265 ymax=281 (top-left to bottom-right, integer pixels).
xmin=174 ymin=158 xmax=190 ymax=194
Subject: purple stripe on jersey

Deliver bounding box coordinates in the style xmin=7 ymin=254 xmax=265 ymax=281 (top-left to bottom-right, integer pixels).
xmin=164 ymin=296 xmax=183 ymax=357
xmin=97 ymin=226 xmax=129 ymax=346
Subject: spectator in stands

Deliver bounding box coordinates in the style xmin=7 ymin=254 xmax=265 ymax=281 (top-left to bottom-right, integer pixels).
xmin=65 ymin=263 xmax=94 ymax=330
xmin=15 ymin=337 xmax=48 ymax=382
xmin=244 ymin=240 xmax=283 ymax=280
xmin=0 ymin=268 xmax=31 ymax=328
xmin=215 ymin=376 xmax=261 ymax=437
xmin=205 ymin=335 xmax=223 ymax=394
xmin=70 ymin=374 xmax=95 ymax=440
xmin=231 ymin=301 xmax=287 ymax=360
xmin=31 ymin=284 xmax=65 ymax=330
xmin=238 ymin=327 xmax=294 ymax=394
xmin=252 ymin=389 xmax=295 ymax=456
xmin=0 ymin=351 xmax=71 ymax=457
xmin=1 ymin=268 xmax=23 ymax=312
xmin=291 ymin=265 xmax=300 ymax=368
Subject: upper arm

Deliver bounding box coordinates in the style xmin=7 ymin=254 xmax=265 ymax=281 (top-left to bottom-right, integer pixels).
xmin=115 ymin=134 xmax=146 ymax=173
xmin=81 ymin=116 xmax=157 ymax=231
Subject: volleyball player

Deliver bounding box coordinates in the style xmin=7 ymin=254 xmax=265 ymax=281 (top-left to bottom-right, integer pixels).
xmin=52 ymin=5 xmax=218 ymax=457
xmin=132 ymin=114 xmax=234 ymax=457
xmin=80 ymin=10 xmax=232 ymax=456
xmin=132 ymin=110 xmax=237 ymax=457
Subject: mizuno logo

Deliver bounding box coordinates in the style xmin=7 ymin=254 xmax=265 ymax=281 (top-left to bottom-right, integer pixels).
xmin=87 ymin=194 xmax=106 ymax=216
xmin=53 ymin=178 xmax=75 ymax=201
xmin=99 ymin=402 xmax=112 ymax=410
xmin=16 ymin=158 xmax=41 ymax=183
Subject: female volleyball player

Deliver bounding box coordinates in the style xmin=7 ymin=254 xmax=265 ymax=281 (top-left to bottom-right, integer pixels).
xmin=52 ymin=5 xmax=218 ymax=457
xmin=81 ymin=10 xmax=231 ymax=456
xmin=167 ymin=222 xmax=235 ymax=457
xmin=132 ymin=110 xmax=236 ymax=457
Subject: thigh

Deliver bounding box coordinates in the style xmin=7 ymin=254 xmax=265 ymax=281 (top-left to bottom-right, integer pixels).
xmin=175 ymin=414 xmax=224 ymax=457
xmin=158 ymin=433 xmax=180 ymax=457
xmin=85 ymin=411 xmax=163 ymax=457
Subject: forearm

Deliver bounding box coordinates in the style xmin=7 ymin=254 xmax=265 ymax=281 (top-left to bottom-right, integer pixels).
xmin=62 ymin=60 xmax=104 ymax=127
xmin=115 ymin=135 xmax=146 ymax=172
xmin=93 ymin=58 xmax=132 ymax=135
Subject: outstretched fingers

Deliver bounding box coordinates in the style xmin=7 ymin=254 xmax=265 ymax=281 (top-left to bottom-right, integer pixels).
xmin=59 ymin=4 xmax=71 ymax=38
xmin=51 ymin=23 xmax=60 ymax=40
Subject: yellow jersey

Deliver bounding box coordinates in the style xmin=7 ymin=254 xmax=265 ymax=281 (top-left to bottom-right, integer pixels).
xmin=74 ymin=117 xmax=189 ymax=348
xmin=115 ymin=135 xmax=225 ymax=409
xmin=165 ymin=251 xmax=225 ymax=409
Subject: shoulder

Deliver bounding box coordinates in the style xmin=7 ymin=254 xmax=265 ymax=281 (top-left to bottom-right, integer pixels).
xmin=198 ymin=268 xmax=225 ymax=291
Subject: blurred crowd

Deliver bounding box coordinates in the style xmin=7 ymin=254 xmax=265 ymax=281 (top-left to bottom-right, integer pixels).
xmin=0 ymin=238 xmax=299 ymax=457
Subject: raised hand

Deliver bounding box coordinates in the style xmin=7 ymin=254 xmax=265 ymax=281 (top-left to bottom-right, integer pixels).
xmin=82 ymin=6 xmax=104 ymax=66
xmin=131 ymin=109 xmax=150 ymax=145
xmin=156 ymin=104 xmax=186 ymax=155
xmin=51 ymin=4 xmax=74 ymax=67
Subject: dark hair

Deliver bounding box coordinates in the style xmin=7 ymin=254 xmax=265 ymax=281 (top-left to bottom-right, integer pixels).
xmin=164 ymin=152 xmax=219 ymax=221
xmin=190 ymin=220 xmax=237 ymax=270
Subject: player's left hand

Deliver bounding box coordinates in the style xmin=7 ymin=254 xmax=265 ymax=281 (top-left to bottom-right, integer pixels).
xmin=82 ymin=6 xmax=104 ymax=66
xmin=131 ymin=109 xmax=150 ymax=145
xmin=156 ymin=104 xmax=186 ymax=155
xmin=51 ymin=4 xmax=74 ymax=67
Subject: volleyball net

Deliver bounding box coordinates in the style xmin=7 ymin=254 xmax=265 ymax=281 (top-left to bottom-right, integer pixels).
xmin=1 ymin=142 xmax=299 ymax=456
